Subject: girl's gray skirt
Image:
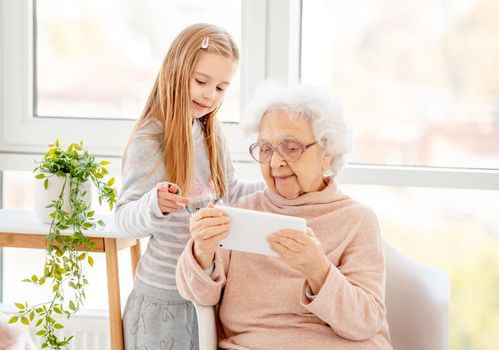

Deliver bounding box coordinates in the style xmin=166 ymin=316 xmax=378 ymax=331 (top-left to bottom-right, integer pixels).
xmin=123 ymin=279 xmax=199 ymax=350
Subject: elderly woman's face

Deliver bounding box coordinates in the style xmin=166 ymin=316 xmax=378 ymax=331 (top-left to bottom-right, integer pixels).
xmin=257 ymin=110 xmax=332 ymax=199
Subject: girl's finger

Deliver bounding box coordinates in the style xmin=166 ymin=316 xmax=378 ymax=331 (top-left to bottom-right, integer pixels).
xmin=156 ymin=182 xmax=191 ymax=205
xmin=158 ymin=198 xmax=183 ymax=209
xmin=168 ymin=183 xmax=180 ymax=194
xmin=160 ymin=205 xmax=180 ymax=213
xmin=157 ymin=182 xmax=175 ymax=192
xmin=160 ymin=191 xmax=190 ymax=205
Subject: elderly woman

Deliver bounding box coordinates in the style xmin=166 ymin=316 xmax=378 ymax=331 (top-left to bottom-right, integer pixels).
xmin=176 ymin=84 xmax=392 ymax=349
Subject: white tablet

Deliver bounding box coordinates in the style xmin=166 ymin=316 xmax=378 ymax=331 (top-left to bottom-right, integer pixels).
xmin=215 ymin=205 xmax=307 ymax=257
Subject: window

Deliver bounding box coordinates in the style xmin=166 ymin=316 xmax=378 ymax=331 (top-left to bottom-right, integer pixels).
xmin=302 ymin=1 xmax=499 ymax=348
xmin=343 ymin=184 xmax=499 ymax=350
xmin=4 ymin=1 xmax=498 ymax=348
xmin=301 ymin=0 xmax=499 ymax=169
xmin=1 ymin=0 xmax=266 ymax=158
xmin=0 ymin=0 xmax=268 ymax=309
xmin=35 ymin=0 xmax=241 ymax=122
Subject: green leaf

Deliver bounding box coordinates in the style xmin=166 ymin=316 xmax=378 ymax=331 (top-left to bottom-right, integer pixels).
xmin=8 ymin=316 xmax=18 ymax=324
xmin=15 ymin=302 xmax=25 ymax=310
xmin=26 ymin=138 xmax=119 ymax=348
xmin=21 ymin=316 xmax=29 ymax=325
xmin=83 ymin=222 xmax=93 ymax=229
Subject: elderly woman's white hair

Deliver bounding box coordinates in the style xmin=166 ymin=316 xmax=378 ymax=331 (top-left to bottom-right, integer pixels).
xmin=242 ymin=83 xmax=353 ymax=176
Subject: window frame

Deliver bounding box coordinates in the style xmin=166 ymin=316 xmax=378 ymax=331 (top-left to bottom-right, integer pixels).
xmin=0 ymin=0 xmax=269 ymax=160
xmin=1 ymin=0 xmax=498 ymax=190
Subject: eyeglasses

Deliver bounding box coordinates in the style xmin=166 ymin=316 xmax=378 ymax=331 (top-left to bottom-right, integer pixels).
xmin=249 ymin=139 xmax=318 ymax=164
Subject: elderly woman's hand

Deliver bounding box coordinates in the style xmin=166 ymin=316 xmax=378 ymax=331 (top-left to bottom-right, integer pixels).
xmin=190 ymin=203 xmax=230 ymax=269
xmin=267 ymin=227 xmax=331 ymax=294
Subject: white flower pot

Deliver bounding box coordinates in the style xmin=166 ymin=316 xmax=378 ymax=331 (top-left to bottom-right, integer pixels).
xmin=34 ymin=174 xmax=92 ymax=224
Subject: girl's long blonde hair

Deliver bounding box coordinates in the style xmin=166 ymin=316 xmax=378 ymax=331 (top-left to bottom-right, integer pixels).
xmin=125 ymin=23 xmax=239 ymax=197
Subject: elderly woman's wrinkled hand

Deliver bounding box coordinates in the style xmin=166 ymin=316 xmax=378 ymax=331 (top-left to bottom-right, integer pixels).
xmin=189 ymin=203 xmax=230 ymax=269
xmin=267 ymin=227 xmax=331 ymax=294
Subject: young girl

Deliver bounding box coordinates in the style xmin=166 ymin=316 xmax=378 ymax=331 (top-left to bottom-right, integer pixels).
xmin=115 ymin=23 xmax=262 ymax=349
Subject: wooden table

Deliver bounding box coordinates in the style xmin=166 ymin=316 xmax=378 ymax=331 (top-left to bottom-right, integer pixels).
xmin=0 ymin=209 xmax=141 ymax=350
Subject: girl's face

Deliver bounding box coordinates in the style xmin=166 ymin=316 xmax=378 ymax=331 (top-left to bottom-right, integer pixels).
xmin=190 ymin=53 xmax=237 ymax=119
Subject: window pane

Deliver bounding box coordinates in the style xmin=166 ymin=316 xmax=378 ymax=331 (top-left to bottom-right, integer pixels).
xmin=301 ymin=0 xmax=499 ymax=169
xmin=343 ymin=184 xmax=499 ymax=350
xmin=35 ymin=0 xmax=241 ymax=122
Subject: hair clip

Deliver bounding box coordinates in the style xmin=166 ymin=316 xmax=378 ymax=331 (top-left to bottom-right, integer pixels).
xmin=201 ymin=37 xmax=209 ymax=49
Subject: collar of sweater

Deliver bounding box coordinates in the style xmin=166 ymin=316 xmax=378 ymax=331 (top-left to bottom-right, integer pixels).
xmin=263 ymin=176 xmax=345 ymax=207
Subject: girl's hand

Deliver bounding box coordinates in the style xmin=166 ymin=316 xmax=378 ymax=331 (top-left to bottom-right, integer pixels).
xmin=156 ymin=182 xmax=191 ymax=214
xmin=267 ymin=227 xmax=330 ymax=294
xmin=190 ymin=203 xmax=230 ymax=269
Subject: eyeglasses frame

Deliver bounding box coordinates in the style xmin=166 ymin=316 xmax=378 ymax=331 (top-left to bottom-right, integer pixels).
xmin=248 ymin=139 xmax=319 ymax=164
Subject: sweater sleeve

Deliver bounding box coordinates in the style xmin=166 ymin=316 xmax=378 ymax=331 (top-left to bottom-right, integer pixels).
xmin=176 ymin=239 xmax=227 ymax=306
xmin=114 ymin=125 xmax=172 ymax=238
xmin=300 ymin=209 xmax=387 ymax=341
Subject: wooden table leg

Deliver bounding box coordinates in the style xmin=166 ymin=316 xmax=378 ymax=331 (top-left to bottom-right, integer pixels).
xmin=130 ymin=239 xmax=141 ymax=278
xmin=105 ymin=238 xmax=124 ymax=350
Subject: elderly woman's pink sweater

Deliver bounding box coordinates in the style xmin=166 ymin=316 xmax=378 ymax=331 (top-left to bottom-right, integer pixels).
xmin=176 ymin=179 xmax=392 ymax=349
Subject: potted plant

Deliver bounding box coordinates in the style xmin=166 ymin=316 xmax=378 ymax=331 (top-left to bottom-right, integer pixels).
xmin=8 ymin=139 xmax=117 ymax=349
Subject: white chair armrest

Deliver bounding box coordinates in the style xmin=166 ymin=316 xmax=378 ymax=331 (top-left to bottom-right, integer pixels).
xmin=384 ymin=241 xmax=450 ymax=350
xmin=193 ymin=303 xmax=217 ymax=350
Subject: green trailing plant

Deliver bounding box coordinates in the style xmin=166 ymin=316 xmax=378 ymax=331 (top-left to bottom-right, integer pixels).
xmin=8 ymin=139 xmax=117 ymax=349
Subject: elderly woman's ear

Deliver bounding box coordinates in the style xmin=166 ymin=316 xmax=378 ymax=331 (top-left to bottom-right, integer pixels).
xmin=322 ymin=153 xmax=334 ymax=174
